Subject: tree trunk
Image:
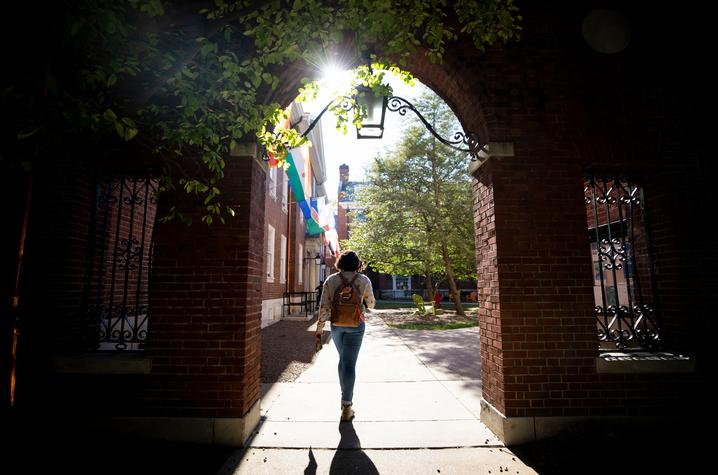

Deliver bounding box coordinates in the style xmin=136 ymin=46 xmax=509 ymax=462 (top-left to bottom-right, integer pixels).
xmin=440 ymin=240 xmax=465 ymax=316
xmin=427 ymin=133 xmax=464 ymax=316
xmin=424 ymin=260 xmax=435 ymax=301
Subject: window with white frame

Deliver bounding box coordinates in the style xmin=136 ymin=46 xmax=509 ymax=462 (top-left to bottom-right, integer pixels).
xmin=298 ymin=243 xmax=303 ymax=284
xmin=266 ymin=225 xmax=275 ymax=282
xmin=269 ymin=166 xmax=277 ymax=199
xmin=281 ymin=173 xmax=288 ymax=212
xmin=280 ymin=234 xmax=287 ymax=283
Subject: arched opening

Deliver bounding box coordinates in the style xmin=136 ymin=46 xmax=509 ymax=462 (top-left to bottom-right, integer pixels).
xmin=241 ymin=58 xmax=501 ymax=471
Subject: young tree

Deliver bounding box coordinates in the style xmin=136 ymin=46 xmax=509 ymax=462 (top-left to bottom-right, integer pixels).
xmin=345 ymin=91 xmax=475 ymax=314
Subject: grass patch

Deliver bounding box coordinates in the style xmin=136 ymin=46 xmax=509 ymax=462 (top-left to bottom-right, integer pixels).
xmin=387 ymin=320 xmax=479 ymax=330
xmin=375 ymin=300 xmax=480 ymax=310
xmin=374 ymin=301 xmax=415 ymax=309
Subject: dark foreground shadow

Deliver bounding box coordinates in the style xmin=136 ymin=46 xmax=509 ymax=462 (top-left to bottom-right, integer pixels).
xmin=510 ymin=427 xmax=708 ymax=475
xmin=316 ymin=421 xmax=379 ymax=475
xmin=1 ymin=415 xmax=234 ymax=475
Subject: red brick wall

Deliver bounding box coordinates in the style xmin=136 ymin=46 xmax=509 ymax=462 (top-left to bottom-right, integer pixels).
xmin=336 ymin=204 xmax=348 ymax=241
xmin=22 ymin=162 xmax=97 ymax=353
xmin=262 ymin=168 xmax=309 ymax=301
xmin=13 ymin=160 xmax=97 ymax=408
xmin=17 ymin=156 xmax=266 ymax=418
xmin=262 ymin=169 xmax=289 ymax=300
xmin=147 ymin=156 xmax=265 ymax=417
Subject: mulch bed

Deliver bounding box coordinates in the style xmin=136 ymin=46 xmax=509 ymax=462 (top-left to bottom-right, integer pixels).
xmin=374 ymin=307 xmax=479 ymax=327
xmin=260 ymin=317 xmax=320 ymax=383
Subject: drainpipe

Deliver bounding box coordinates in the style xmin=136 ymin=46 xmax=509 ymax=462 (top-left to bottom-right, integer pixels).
xmin=286 ymin=193 xmax=292 ymax=293
xmin=9 ymin=175 xmax=32 ymax=407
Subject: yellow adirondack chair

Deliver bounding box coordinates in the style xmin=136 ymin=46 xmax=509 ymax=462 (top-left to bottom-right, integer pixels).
xmin=412 ymin=294 xmax=435 ymax=316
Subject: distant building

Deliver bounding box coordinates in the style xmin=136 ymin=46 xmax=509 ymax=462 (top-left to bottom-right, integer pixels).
xmin=261 ymin=102 xmax=329 ymax=327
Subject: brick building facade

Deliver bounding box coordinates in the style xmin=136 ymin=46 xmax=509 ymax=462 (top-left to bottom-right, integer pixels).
xmin=1 ymin=1 xmax=711 ymax=447
xmin=262 ymin=103 xmax=327 ymax=328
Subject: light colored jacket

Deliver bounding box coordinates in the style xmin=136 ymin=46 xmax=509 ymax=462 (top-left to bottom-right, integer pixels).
xmin=316 ymin=271 xmax=376 ymax=332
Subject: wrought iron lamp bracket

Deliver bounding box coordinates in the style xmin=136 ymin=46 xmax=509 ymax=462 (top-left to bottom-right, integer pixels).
xmin=385 ymin=96 xmax=483 ymax=161
xmin=261 ymin=93 xmax=483 ymax=162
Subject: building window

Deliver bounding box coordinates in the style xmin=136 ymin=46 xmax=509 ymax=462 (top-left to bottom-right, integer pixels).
xmin=281 ymin=173 xmax=288 ymax=212
xmin=269 ymin=166 xmax=277 ymax=199
xmin=584 ymin=173 xmax=661 ymax=351
xmin=280 ymin=234 xmax=287 ymax=284
xmin=84 ymin=176 xmax=158 ymax=350
xmin=394 ymin=275 xmax=409 ymax=290
xmin=298 ymin=243 xmax=303 ymax=284
xmin=267 ymin=225 xmax=275 ymax=282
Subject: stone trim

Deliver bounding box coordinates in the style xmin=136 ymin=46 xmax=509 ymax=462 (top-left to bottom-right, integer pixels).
xmin=51 ymin=400 xmax=261 ymax=447
xmin=230 ymin=142 xmax=267 ymax=172
xmin=50 ymin=352 xmax=152 ymax=374
xmin=480 ymin=398 xmax=694 ymax=446
xmin=596 ymin=352 xmax=696 ymax=374
xmin=262 ymin=297 xmax=283 ymax=328
xmin=468 ymin=142 xmax=515 ymax=175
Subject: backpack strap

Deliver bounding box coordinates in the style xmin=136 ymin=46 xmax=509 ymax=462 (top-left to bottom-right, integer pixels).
xmin=334 ymin=273 xmax=362 ymax=304
xmin=347 ymin=273 xmax=363 ymax=309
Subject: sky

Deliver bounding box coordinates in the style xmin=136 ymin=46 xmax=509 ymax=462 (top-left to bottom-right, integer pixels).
xmin=300 ymin=70 xmax=434 ymax=206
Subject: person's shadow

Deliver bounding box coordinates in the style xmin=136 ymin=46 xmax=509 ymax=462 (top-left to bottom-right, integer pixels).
xmin=304 ymin=421 xmax=379 ymax=474
xmin=330 ymin=421 xmax=379 ymax=474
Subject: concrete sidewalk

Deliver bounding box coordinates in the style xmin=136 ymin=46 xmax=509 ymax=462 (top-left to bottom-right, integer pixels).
xmin=219 ymin=312 xmax=538 ymax=474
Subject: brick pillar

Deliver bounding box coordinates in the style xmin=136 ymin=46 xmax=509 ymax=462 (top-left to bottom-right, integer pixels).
xmin=473 ymin=144 xmax=597 ymax=444
xmin=13 ymin=160 xmax=96 ymax=410
xmin=149 ymin=147 xmax=265 ymax=444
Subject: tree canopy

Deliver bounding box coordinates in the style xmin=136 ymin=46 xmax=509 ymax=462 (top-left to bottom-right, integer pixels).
xmin=0 ymin=0 xmax=520 ymax=224
xmin=344 ymin=91 xmax=476 ymax=310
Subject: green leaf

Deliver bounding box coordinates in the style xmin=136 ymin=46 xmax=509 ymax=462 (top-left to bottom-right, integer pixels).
xmin=17 ymin=128 xmax=38 ymax=140
xmin=200 ymin=43 xmax=214 ymax=57
xmin=103 ymin=109 xmax=118 ymax=122
xmin=114 ymin=122 xmax=126 ymax=139
xmin=124 ymin=127 xmax=138 ymax=141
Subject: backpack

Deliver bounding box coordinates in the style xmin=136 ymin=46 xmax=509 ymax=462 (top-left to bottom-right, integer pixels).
xmin=330 ymin=273 xmax=363 ymax=327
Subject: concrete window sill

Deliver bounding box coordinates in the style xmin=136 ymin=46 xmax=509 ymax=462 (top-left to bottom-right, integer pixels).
xmin=50 ymin=352 xmax=152 ymax=374
xmin=596 ymin=352 xmax=695 ymax=374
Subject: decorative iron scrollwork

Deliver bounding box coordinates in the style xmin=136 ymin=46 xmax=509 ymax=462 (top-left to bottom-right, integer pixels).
xmin=84 ymin=177 xmax=157 ymax=350
xmin=263 ymin=92 xmax=483 ymax=162
xmin=386 ymin=96 xmax=482 ymax=159
xmin=585 ymin=173 xmax=661 ymax=351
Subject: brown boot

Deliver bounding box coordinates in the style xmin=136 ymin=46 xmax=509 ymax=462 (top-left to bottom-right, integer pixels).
xmin=341 ymin=402 xmax=355 ymax=421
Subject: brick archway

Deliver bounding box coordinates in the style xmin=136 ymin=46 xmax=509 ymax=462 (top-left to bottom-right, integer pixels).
xmin=9 ymin=1 xmax=709 ymax=448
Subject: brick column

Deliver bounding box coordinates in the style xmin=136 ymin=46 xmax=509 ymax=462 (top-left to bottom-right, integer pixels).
xmin=148 ymin=146 xmax=265 ymax=444
xmin=473 ymin=143 xmax=597 ymax=444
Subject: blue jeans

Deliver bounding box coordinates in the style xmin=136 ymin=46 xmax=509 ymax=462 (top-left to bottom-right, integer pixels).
xmin=331 ymin=322 xmax=365 ymax=403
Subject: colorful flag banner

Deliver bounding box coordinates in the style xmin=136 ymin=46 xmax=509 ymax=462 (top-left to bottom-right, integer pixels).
xmin=286 ymin=148 xmax=323 ymax=236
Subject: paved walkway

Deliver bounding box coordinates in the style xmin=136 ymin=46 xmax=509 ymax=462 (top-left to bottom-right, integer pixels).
xmin=219 ymin=312 xmax=538 ymax=474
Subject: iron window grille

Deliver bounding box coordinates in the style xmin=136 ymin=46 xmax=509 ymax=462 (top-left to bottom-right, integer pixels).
xmin=584 ymin=173 xmax=662 ymax=351
xmin=84 ymin=176 xmax=158 ymax=350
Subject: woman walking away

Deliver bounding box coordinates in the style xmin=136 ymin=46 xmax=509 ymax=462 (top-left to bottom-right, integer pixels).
xmin=315 ymin=250 xmax=376 ymax=421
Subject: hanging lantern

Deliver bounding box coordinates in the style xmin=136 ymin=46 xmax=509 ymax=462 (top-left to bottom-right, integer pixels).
xmin=354 ymin=85 xmax=387 ymax=139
